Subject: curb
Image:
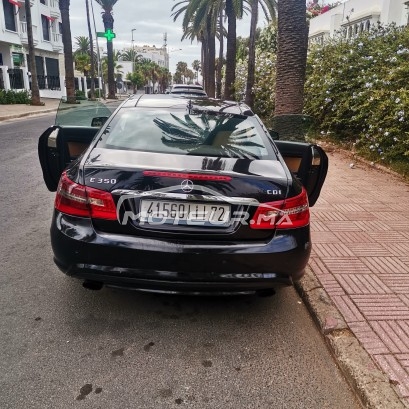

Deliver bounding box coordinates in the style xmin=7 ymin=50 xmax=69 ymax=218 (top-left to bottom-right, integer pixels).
xmin=295 ymin=266 xmax=407 ymax=409
xmin=0 ymin=108 xmax=58 ymax=122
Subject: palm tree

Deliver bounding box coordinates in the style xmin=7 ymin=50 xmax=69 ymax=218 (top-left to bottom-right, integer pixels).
xmin=95 ymin=0 xmax=119 ymax=99
xmin=85 ymin=0 xmax=96 ymax=100
xmin=192 ymin=59 xmax=201 ymax=83
xmin=73 ymin=36 xmax=90 ymax=56
xmin=224 ymin=0 xmax=243 ymax=100
xmin=274 ymin=0 xmax=308 ymax=139
xmin=245 ymin=0 xmax=276 ymax=108
xmin=101 ymin=58 xmax=123 ymax=83
xmin=25 ymin=0 xmax=41 ymax=105
xmin=74 ymin=53 xmax=90 ymax=76
xmin=216 ymin=7 xmax=224 ymax=98
xmin=173 ymin=0 xmax=244 ymax=100
xmin=59 ymin=0 xmax=76 ymax=103
xmin=121 ymin=49 xmax=142 ymax=63
xmin=172 ymin=0 xmax=220 ymax=97
xmin=158 ymin=67 xmax=171 ymax=93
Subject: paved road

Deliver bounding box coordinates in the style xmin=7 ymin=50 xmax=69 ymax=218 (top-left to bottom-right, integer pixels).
xmin=0 ymin=114 xmax=361 ymax=409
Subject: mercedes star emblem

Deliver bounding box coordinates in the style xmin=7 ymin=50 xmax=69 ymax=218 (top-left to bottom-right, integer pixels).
xmin=181 ymin=179 xmax=194 ymax=193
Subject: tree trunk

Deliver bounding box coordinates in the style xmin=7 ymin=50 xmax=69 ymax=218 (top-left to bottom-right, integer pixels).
xmin=25 ymin=0 xmax=41 ymax=105
xmin=102 ymin=12 xmax=116 ymax=99
xmin=216 ymin=8 xmax=224 ymax=99
xmin=274 ymin=0 xmax=308 ymax=139
xmin=206 ymin=15 xmax=216 ymax=98
xmin=224 ymin=0 xmax=237 ymax=100
xmin=245 ymin=0 xmax=258 ymax=108
xmin=202 ymin=37 xmax=209 ymax=90
xmin=59 ymin=0 xmax=76 ymax=103
xmin=85 ymin=0 xmax=95 ymax=100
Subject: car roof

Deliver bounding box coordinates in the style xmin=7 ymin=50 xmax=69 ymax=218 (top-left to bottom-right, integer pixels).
xmin=171 ymin=84 xmax=203 ymax=89
xmin=170 ymin=89 xmax=208 ymax=96
xmin=121 ymin=94 xmax=254 ymax=116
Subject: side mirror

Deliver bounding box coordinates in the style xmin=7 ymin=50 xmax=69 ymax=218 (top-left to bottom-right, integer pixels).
xmin=268 ymin=129 xmax=279 ymax=140
xmin=91 ymin=116 xmax=108 ymax=127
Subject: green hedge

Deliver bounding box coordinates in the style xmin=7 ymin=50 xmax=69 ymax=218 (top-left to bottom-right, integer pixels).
xmin=0 ymin=90 xmax=31 ymax=104
xmin=304 ymin=24 xmax=409 ymax=165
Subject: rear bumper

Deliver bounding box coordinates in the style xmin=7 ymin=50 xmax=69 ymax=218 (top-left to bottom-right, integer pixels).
xmin=51 ymin=212 xmax=312 ymax=293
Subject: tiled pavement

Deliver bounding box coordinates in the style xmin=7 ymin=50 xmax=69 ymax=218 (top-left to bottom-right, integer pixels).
xmin=310 ymin=149 xmax=409 ymax=403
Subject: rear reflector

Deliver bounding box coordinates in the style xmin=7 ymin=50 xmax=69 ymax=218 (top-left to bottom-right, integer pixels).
xmin=250 ymin=188 xmax=310 ymax=230
xmin=143 ymin=170 xmax=232 ymax=181
xmin=55 ymin=172 xmax=117 ymax=220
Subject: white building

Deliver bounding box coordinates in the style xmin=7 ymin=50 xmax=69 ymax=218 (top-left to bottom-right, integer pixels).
xmin=118 ymin=44 xmax=169 ymax=78
xmin=309 ymin=0 xmax=409 ymax=45
xmin=116 ymin=45 xmax=169 ymax=93
xmin=0 ymin=0 xmax=64 ymax=97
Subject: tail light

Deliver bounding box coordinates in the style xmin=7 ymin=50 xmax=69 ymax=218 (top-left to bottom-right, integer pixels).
xmin=250 ymin=188 xmax=310 ymax=230
xmin=55 ymin=172 xmax=117 ymax=220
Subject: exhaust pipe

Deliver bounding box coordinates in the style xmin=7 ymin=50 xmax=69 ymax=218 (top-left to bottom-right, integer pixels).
xmin=82 ymin=280 xmax=104 ymax=291
xmin=256 ymin=289 xmax=276 ymax=297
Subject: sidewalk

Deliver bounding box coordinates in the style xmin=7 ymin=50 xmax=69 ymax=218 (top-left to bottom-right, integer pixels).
xmin=2 ymin=101 xmax=409 ymax=406
xmin=301 ymin=148 xmax=409 ymax=408
xmin=0 ymin=96 xmax=127 ymax=122
xmin=0 ymin=98 xmax=60 ymax=121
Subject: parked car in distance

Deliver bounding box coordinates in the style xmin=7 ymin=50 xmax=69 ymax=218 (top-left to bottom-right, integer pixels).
xmin=170 ymin=84 xmax=207 ymax=96
xmin=38 ymin=95 xmax=328 ymax=296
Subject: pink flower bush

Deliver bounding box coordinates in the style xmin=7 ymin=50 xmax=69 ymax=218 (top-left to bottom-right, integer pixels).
xmin=307 ymin=1 xmax=342 ymax=19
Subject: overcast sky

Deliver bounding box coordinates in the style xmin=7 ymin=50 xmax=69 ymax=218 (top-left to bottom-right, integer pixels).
xmin=68 ymin=0 xmax=263 ymax=74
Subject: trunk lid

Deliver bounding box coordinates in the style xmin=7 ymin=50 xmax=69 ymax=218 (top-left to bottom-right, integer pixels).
xmin=83 ymin=148 xmax=290 ymax=241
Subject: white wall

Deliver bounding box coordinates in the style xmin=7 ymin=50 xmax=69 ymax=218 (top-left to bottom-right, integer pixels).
xmin=308 ymin=0 xmax=408 ymax=39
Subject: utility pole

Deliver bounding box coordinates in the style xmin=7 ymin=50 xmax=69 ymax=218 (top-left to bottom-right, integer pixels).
xmin=131 ymin=28 xmax=136 ymax=73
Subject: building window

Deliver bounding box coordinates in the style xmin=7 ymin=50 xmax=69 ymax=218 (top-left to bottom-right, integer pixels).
xmin=41 ymin=15 xmax=50 ymax=41
xmin=348 ymin=26 xmax=352 ymax=38
xmin=40 ymin=0 xmax=46 ymax=4
xmin=366 ymin=20 xmax=371 ymax=31
xmin=3 ymin=0 xmax=16 ymax=31
xmin=59 ymin=22 xmax=63 ymax=35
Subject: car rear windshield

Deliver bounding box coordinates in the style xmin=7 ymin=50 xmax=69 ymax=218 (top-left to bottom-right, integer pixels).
xmin=97 ymin=108 xmax=273 ymax=159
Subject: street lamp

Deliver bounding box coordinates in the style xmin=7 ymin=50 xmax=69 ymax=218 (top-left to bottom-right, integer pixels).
xmin=131 ymin=28 xmax=136 ymax=72
xmin=167 ymin=48 xmax=182 ymax=71
xmin=166 ymin=48 xmax=182 ymax=77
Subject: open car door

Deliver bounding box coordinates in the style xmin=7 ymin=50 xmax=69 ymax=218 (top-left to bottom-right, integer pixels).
xmin=38 ymin=99 xmax=111 ymax=192
xmin=271 ymin=115 xmax=328 ymax=207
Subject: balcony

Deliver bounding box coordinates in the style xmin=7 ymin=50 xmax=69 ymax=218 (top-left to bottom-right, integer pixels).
xmin=20 ymin=22 xmax=38 ymax=46
xmin=49 ymin=0 xmax=60 ymax=18
xmin=51 ymin=32 xmax=63 ymax=51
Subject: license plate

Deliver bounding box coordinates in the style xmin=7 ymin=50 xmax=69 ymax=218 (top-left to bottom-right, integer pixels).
xmin=139 ymin=200 xmax=231 ymax=226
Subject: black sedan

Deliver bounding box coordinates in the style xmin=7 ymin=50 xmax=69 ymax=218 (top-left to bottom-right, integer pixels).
xmin=38 ymin=95 xmax=328 ymax=295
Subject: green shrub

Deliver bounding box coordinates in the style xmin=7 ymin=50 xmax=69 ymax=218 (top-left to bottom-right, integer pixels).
xmin=0 ymin=89 xmax=31 ymax=104
xmin=75 ymin=90 xmax=87 ymax=100
xmin=87 ymin=88 xmax=101 ymax=98
xmin=304 ymin=23 xmax=409 ymax=164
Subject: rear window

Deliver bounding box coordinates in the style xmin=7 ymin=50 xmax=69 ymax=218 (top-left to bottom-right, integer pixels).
xmin=97 ymin=108 xmax=273 ymax=159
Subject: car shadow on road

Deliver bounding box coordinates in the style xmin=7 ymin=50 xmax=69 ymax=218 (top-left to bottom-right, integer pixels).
xmin=57 ymin=277 xmax=293 ymax=339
